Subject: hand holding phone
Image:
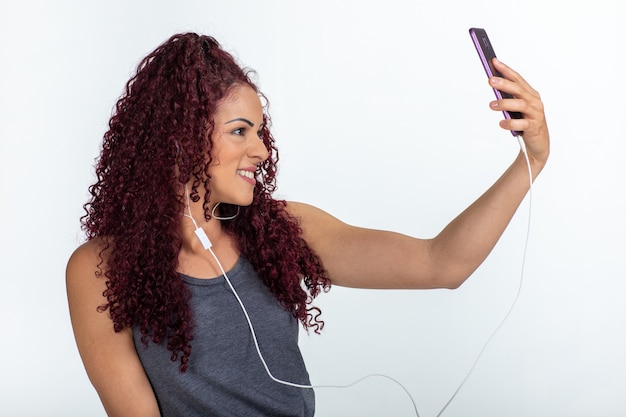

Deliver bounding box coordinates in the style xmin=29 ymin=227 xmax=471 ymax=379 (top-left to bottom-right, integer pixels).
xmin=469 ymin=28 xmax=522 ymax=136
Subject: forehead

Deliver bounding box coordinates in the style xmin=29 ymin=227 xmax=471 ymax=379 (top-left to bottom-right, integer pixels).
xmin=214 ymin=84 xmax=263 ymax=121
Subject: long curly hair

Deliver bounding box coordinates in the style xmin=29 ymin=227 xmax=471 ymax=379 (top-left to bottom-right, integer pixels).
xmin=82 ymin=33 xmax=330 ymax=371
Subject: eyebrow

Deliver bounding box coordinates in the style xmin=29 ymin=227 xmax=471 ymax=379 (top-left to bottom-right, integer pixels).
xmin=225 ymin=118 xmax=254 ymax=127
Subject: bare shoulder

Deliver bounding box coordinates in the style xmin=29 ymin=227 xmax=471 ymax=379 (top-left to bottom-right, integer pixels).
xmin=285 ymin=201 xmax=347 ymax=230
xmin=284 ymin=201 xmax=351 ymax=253
xmin=66 ymin=238 xmax=104 ymax=273
xmin=66 ymin=237 xmax=111 ymax=310
xmin=65 ymin=236 xmax=117 ymax=350
xmin=66 ymin=238 xmax=112 ymax=315
xmin=66 ymin=237 xmax=160 ymax=416
xmin=283 ymin=200 xmax=315 ymax=218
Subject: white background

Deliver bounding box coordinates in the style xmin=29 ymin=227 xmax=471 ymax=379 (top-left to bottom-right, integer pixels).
xmin=1 ymin=1 xmax=624 ymax=416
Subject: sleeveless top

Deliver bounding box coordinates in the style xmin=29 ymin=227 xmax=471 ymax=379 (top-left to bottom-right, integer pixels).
xmin=132 ymin=256 xmax=315 ymax=417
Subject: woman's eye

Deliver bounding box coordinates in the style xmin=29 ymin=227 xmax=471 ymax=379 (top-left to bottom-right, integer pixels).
xmin=232 ymin=127 xmax=245 ymax=136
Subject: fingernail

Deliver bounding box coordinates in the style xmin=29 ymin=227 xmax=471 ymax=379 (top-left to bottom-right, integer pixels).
xmin=490 ymin=77 xmax=499 ymax=85
xmin=490 ymin=101 xmax=499 ymax=108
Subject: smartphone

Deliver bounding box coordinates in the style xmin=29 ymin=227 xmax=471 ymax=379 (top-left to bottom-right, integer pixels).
xmin=469 ymin=27 xmax=522 ymax=136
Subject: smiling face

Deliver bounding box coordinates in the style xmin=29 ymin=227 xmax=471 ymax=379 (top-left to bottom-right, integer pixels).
xmin=206 ymin=84 xmax=269 ymax=208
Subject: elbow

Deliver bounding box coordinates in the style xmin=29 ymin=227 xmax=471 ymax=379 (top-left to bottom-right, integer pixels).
xmin=429 ymin=256 xmax=478 ymax=290
xmin=443 ymin=277 xmax=465 ymax=290
xmin=423 ymin=242 xmax=474 ymax=290
xmin=432 ymin=270 xmax=472 ymax=290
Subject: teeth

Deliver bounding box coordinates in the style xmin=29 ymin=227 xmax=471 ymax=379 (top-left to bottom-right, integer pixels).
xmin=237 ymin=170 xmax=254 ymax=179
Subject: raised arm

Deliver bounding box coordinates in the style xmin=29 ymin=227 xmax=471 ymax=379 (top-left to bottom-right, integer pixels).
xmin=287 ymin=59 xmax=549 ymax=290
xmin=66 ymin=240 xmax=161 ymax=417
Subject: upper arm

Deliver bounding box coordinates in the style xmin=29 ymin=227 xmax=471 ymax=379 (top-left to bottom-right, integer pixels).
xmin=286 ymin=202 xmax=452 ymax=289
xmin=66 ymin=240 xmax=161 ymax=417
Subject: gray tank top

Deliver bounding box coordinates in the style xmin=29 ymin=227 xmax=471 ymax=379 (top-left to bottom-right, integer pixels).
xmin=132 ymin=256 xmax=315 ymax=417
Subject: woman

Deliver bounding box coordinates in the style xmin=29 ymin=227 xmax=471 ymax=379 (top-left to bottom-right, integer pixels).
xmin=66 ymin=33 xmax=549 ymax=417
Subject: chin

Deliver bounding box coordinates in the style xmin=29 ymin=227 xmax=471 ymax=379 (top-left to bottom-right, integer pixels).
xmin=219 ymin=190 xmax=255 ymax=207
xmin=230 ymin=195 xmax=254 ymax=207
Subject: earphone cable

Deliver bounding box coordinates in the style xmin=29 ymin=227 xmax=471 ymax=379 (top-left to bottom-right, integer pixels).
xmin=183 ymin=136 xmax=534 ymax=417
xmin=436 ymin=135 xmax=533 ymax=416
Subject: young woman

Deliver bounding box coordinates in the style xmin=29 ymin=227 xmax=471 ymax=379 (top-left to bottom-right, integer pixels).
xmin=66 ymin=33 xmax=549 ymax=417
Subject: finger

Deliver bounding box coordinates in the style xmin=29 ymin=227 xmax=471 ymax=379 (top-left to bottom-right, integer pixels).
xmin=493 ymin=58 xmax=538 ymax=96
xmin=497 ymin=104 xmax=548 ymax=144
xmin=490 ymin=98 xmax=531 ymax=116
xmin=491 ymin=98 xmax=545 ymax=129
xmin=489 ymin=81 xmax=543 ymax=127
xmin=492 ymin=58 xmax=525 ymax=85
xmin=489 ymin=74 xmax=539 ymax=103
xmin=498 ymin=118 xmax=530 ymax=133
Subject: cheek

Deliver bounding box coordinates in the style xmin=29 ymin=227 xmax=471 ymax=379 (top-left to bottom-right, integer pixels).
xmin=208 ymin=132 xmax=226 ymax=161
xmin=207 ymin=143 xmax=227 ymax=168
xmin=211 ymin=141 xmax=244 ymax=166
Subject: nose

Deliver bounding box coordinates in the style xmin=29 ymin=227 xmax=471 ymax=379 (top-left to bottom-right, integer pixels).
xmin=249 ymin=135 xmax=270 ymax=163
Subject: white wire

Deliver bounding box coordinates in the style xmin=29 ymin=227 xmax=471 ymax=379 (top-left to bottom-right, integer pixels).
xmin=184 ymin=183 xmax=199 ymax=228
xmin=206 ymin=244 xmax=422 ymax=416
xmin=184 ymin=186 xmax=421 ymax=416
xmin=184 ymin=139 xmax=534 ymax=417
xmin=435 ymin=135 xmax=533 ymax=417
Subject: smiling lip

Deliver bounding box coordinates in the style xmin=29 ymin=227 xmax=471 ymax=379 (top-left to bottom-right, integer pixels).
xmin=237 ymin=168 xmax=256 ymax=185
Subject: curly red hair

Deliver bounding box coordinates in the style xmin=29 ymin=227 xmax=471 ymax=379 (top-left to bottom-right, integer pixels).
xmin=82 ymin=33 xmax=330 ymax=371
